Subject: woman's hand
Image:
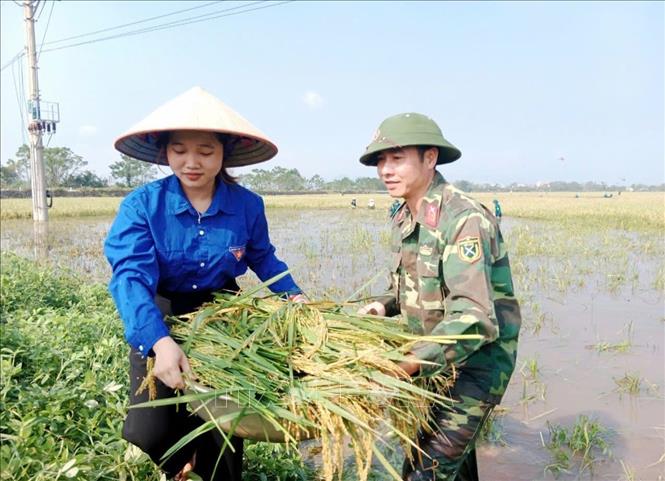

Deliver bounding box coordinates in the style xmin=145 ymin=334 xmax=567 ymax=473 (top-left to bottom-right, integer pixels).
xmin=357 ymin=301 xmax=386 ymax=316
xmin=288 ymin=293 xmax=307 ymax=303
xmin=151 ymin=336 xmax=192 ymax=390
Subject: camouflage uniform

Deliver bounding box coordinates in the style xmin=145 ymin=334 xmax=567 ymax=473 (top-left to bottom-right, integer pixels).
xmin=377 ymin=172 xmax=521 ymax=480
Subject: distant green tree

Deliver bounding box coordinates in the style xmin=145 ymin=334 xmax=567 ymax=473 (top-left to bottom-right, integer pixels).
xmin=354 ymin=177 xmax=386 ymax=191
xmin=5 ymin=144 xmax=31 ymax=186
xmin=44 ymin=147 xmax=87 ymax=187
xmin=271 ymin=167 xmax=306 ymax=191
xmin=0 ymin=162 xmax=21 ymax=187
xmin=240 ymin=166 xmax=306 ymax=191
xmin=5 ymin=144 xmax=88 ymax=187
xmin=239 ymin=168 xmax=271 ymax=191
xmin=306 ymin=174 xmax=325 ymax=191
xmin=109 ymin=154 xmax=157 ymax=187
xmin=454 ymin=180 xmax=473 ymax=192
xmin=66 ymin=170 xmax=108 ymax=188
xmin=325 ymin=177 xmax=356 ymax=192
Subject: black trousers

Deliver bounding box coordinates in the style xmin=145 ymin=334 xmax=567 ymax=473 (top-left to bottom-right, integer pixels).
xmin=122 ymin=281 xmax=243 ymax=481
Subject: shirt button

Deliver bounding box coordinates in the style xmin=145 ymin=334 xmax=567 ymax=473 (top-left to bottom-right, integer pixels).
xmin=199 ymin=230 xmax=205 ymax=236
xmin=200 ymin=262 xmax=205 ymax=267
xmin=192 ymin=284 xmax=198 ymax=290
xmin=138 ymin=345 xmax=143 ymax=351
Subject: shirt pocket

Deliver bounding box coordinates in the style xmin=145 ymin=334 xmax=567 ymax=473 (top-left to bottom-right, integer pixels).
xmin=213 ymin=244 xmax=247 ymax=278
xmin=158 ymin=249 xmax=196 ymax=280
xmin=416 ymin=254 xmax=444 ymax=310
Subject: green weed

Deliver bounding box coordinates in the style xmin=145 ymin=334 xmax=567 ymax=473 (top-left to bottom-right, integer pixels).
xmin=244 ymin=443 xmax=314 ymax=480
xmin=541 ymin=415 xmax=612 ymax=477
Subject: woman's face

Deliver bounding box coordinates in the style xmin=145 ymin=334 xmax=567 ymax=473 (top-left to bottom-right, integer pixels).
xmin=166 ymin=130 xmax=224 ymax=195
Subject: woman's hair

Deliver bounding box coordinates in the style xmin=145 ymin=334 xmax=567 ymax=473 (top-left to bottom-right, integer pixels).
xmin=155 ymin=131 xmax=238 ymax=185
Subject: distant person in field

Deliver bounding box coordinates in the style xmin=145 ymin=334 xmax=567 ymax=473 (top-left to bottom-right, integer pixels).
xmin=104 ymin=87 xmax=304 ymax=481
xmin=493 ymin=198 xmax=502 ymax=224
xmin=351 ymin=198 xmax=357 ymax=209
xmin=356 ymin=113 xmax=522 ymax=481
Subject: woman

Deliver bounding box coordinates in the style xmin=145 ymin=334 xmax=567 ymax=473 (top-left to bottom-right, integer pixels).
xmin=104 ymin=86 xmax=303 ymax=480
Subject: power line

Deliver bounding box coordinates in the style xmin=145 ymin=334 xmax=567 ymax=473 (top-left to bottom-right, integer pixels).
xmin=10 ymin=56 xmax=28 ymax=146
xmin=37 ymin=0 xmax=55 ymax=60
xmin=43 ymin=0 xmax=221 ymax=46
xmin=1 ymin=51 xmax=25 ymax=73
xmin=40 ymin=1 xmax=292 ymax=54
xmin=34 ymin=0 xmax=46 ymax=21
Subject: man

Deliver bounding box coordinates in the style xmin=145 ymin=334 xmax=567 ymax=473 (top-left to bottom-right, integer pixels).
xmin=358 ymin=113 xmax=521 ymax=481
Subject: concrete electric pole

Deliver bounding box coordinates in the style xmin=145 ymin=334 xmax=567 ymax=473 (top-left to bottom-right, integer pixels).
xmin=24 ymin=0 xmax=48 ymax=223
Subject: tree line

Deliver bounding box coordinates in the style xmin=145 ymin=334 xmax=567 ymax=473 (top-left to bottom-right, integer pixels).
xmin=0 ymin=144 xmax=157 ymax=189
xmin=236 ymin=167 xmax=385 ymax=192
xmin=1 ymin=144 xmax=662 ymax=193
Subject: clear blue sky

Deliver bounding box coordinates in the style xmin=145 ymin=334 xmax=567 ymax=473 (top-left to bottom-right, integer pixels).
xmin=1 ymin=1 xmax=663 ymax=185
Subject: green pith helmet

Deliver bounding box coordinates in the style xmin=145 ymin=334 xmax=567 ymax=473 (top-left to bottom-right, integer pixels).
xmin=359 ymin=112 xmax=461 ymax=166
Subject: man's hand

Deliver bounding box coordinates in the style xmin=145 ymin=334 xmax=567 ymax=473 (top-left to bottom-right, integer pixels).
xmin=357 ymin=301 xmax=386 ymax=316
xmin=152 ymin=336 xmax=191 ymax=390
xmin=395 ymin=354 xmax=421 ymax=378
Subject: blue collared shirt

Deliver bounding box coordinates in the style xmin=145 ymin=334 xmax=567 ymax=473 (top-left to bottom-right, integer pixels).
xmin=104 ymin=175 xmax=301 ymax=354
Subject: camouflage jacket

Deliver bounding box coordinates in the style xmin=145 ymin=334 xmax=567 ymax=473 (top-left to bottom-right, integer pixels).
xmin=379 ymin=171 xmax=521 ymax=403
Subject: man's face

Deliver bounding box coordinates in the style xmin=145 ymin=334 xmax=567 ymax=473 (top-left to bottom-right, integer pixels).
xmin=376 ymin=146 xmax=437 ymax=200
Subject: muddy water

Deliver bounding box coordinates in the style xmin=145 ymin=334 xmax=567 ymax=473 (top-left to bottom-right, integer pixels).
xmin=1 ymin=209 xmax=663 ymax=480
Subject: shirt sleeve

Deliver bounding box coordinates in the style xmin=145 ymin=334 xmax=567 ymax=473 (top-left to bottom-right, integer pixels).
xmin=244 ymin=196 xmax=302 ymax=295
xmin=104 ymin=196 xmax=169 ymax=355
xmin=411 ymin=210 xmax=499 ymax=372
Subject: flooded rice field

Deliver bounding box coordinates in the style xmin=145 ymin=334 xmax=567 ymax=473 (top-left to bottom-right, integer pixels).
xmin=1 ymin=200 xmax=663 ymax=480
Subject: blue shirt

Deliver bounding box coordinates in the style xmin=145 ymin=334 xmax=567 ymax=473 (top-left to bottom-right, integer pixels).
xmin=104 ymin=175 xmax=301 ymax=354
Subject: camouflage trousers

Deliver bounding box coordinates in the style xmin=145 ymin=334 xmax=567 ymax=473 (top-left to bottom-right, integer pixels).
xmin=402 ymin=392 xmax=495 ymax=481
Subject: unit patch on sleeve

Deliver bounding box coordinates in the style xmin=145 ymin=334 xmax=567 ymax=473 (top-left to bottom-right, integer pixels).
xmin=457 ymin=237 xmax=481 ymax=263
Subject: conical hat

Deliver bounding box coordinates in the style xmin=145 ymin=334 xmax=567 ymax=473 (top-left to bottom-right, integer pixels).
xmin=114 ymin=86 xmax=278 ymax=167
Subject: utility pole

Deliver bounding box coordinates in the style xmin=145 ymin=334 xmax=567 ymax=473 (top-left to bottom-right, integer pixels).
xmin=24 ymin=0 xmax=48 ymax=223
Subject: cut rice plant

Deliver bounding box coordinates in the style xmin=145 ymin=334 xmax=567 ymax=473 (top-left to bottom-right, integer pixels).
xmin=135 ymin=274 xmax=480 ymax=481
xmin=614 ymin=373 xmax=642 ymax=396
xmin=587 ymin=340 xmax=632 ymax=353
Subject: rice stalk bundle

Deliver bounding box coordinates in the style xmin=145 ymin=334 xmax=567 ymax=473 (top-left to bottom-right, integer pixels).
xmin=140 ymin=284 xmax=480 ymax=480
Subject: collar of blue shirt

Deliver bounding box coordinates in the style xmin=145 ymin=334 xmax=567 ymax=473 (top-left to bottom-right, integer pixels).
xmin=166 ymin=175 xmax=239 ymax=216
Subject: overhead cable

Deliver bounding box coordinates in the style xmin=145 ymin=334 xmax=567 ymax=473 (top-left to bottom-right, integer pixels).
xmin=37 ymin=0 xmax=55 ymax=60
xmin=1 ymin=52 xmax=25 ymax=73
xmin=40 ymin=1 xmax=292 ymax=54
xmin=43 ymin=0 xmax=221 ymax=46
